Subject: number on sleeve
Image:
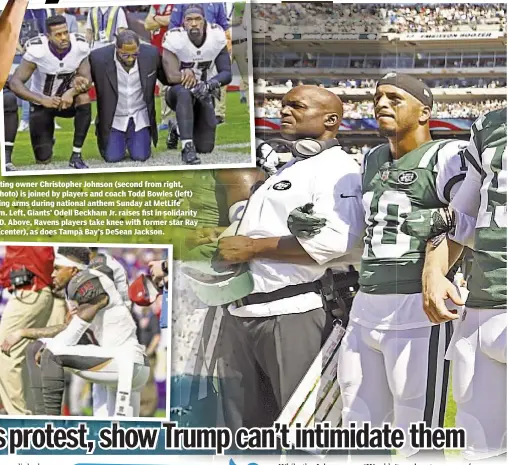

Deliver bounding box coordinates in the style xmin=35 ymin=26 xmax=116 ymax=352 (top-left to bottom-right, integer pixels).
xmin=477 ymin=146 xmax=507 ymax=229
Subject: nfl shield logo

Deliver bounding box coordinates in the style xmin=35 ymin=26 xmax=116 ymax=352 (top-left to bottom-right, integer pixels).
xmin=380 ymin=169 xmax=390 ymax=182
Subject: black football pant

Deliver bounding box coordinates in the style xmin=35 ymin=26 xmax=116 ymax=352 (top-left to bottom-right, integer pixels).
xmin=166 ymin=85 xmax=216 ymax=153
xmin=29 ymin=103 xmax=91 ymax=162
xmin=3 ymin=89 xmax=18 ymax=163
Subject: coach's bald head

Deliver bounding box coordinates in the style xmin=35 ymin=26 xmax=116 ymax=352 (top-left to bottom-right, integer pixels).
xmin=279 ymin=85 xmax=343 ymax=141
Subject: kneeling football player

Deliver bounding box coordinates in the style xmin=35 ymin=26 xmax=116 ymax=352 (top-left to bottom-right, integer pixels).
xmin=9 ymin=15 xmax=92 ymax=169
xmin=0 ymin=247 xmax=149 ymax=417
xmin=162 ymin=4 xmax=232 ymax=165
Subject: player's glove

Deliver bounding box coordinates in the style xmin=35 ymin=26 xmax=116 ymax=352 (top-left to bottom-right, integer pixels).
xmin=400 ymin=207 xmax=455 ymax=242
xmin=287 ymin=203 xmax=327 ymax=239
xmin=191 ymin=80 xmax=221 ymax=102
xmin=256 ymin=139 xmax=279 ymax=176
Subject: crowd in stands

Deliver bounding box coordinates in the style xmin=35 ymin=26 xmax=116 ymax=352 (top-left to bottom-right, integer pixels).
xmin=55 ymin=6 xmax=149 ymax=17
xmin=434 ymin=100 xmax=507 ymax=118
xmin=253 ymin=3 xmax=506 ymax=33
xmin=256 ymin=77 xmax=507 ymax=91
xmin=255 ymin=97 xmax=507 ymax=119
xmin=383 ymin=4 xmax=506 ymax=33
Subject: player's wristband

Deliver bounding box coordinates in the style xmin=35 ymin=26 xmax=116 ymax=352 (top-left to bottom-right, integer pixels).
xmin=162 ymin=260 xmax=169 ymax=276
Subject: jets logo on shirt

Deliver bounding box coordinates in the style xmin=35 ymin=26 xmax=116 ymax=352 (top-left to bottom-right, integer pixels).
xmin=398 ymin=171 xmax=418 ymax=185
xmin=273 ymin=181 xmax=292 ymax=191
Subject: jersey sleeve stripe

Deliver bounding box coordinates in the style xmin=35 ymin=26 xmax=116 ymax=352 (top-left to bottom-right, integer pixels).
xmin=463 ymin=131 xmax=483 ymax=174
xmin=362 ymin=143 xmax=383 ymax=175
xmin=418 ymin=141 xmax=448 ymax=169
xmin=443 ymin=173 xmax=466 ymax=203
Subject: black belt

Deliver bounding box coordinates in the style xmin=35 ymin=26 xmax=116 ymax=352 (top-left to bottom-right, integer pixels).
xmin=232 ymin=38 xmax=248 ymax=45
xmin=234 ymin=270 xmax=358 ymax=307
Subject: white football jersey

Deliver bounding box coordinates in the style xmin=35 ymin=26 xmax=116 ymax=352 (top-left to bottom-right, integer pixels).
xmin=23 ymin=33 xmax=90 ymax=98
xmin=162 ymin=23 xmax=227 ymax=82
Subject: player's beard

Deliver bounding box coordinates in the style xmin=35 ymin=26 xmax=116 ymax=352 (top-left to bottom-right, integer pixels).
xmin=188 ymin=28 xmax=202 ymax=41
xmin=378 ymin=126 xmax=397 ymax=138
xmin=377 ymin=117 xmax=398 ymax=138
xmin=116 ymin=52 xmax=135 ymax=71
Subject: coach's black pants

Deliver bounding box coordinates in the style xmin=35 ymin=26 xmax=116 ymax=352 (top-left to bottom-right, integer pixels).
xmin=216 ymin=307 xmax=334 ymax=433
xmin=166 ymin=85 xmax=216 ymax=153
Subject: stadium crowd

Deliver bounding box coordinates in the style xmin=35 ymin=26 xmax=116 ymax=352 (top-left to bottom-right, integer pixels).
xmin=253 ymin=3 xmax=506 ymax=33
xmin=255 ymin=97 xmax=507 ymax=119
xmin=256 ymin=77 xmax=507 ymax=90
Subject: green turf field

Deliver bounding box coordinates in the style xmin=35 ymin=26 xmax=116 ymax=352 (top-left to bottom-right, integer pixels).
xmin=11 ymin=91 xmax=251 ymax=167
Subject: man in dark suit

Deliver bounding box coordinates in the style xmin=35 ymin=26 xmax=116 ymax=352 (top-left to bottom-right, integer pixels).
xmin=90 ymin=30 xmax=167 ymax=162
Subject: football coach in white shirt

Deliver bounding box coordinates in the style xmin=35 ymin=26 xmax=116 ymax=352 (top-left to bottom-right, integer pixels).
xmin=216 ymin=85 xmax=365 ymax=431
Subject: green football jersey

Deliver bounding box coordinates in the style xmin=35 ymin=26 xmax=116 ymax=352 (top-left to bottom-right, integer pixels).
xmin=182 ymin=170 xmax=229 ymax=228
xmin=179 ymin=170 xmax=229 ymax=261
xmin=360 ymin=139 xmax=467 ymax=294
xmin=463 ymin=108 xmax=507 ymax=309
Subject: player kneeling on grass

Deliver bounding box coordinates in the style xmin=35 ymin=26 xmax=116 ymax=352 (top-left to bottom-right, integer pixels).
xmin=162 ymin=4 xmax=232 ymax=165
xmin=0 ymin=247 xmax=149 ymax=417
xmin=9 ymin=15 xmax=92 ymax=170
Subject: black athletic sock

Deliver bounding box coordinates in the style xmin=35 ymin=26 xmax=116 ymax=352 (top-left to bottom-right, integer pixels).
xmin=5 ymin=145 xmax=13 ymax=164
xmin=73 ymin=103 xmax=92 ymax=150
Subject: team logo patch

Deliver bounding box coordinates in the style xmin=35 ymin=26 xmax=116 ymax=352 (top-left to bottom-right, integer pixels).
xmin=398 ymin=171 xmax=418 ymax=185
xmin=273 ymin=180 xmax=292 ymax=191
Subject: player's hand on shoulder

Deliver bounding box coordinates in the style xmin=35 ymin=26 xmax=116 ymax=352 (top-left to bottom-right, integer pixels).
xmin=41 ymin=95 xmax=62 ymax=109
xmin=422 ymin=270 xmax=463 ymax=324
xmin=287 ymin=203 xmax=326 ymax=239
xmin=181 ymin=69 xmax=197 ymax=89
xmin=217 ymin=235 xmax=256 ymax=264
